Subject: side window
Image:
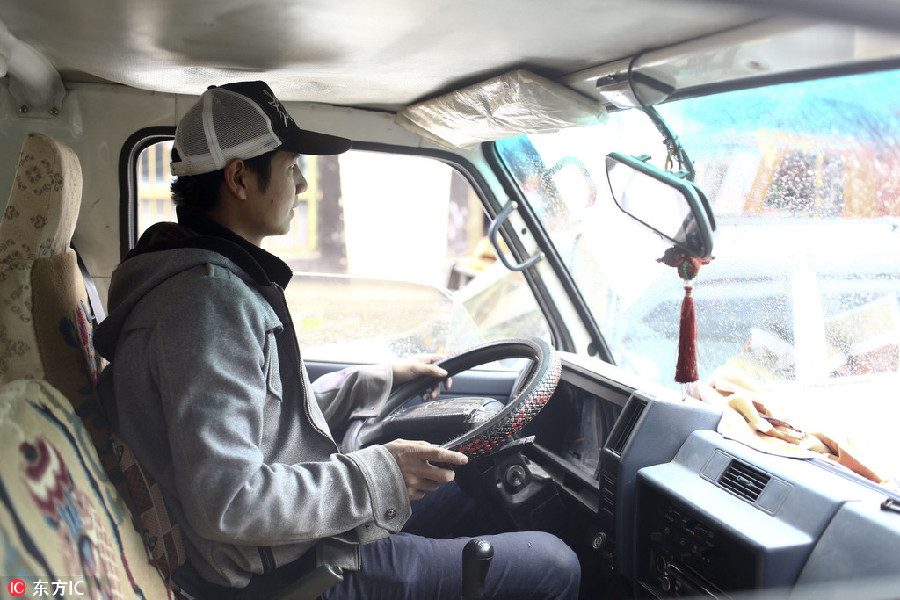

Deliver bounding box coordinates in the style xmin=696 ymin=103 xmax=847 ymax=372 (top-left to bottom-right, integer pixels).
xmin=136 ymin=142 xmax=549 ymax=363
xmin=137 ymin=140 xmax=177 ymax=226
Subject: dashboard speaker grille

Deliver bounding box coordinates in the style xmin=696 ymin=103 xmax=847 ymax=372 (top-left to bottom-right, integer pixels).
xmin=718 ymin=459 xmax=770 ymax=503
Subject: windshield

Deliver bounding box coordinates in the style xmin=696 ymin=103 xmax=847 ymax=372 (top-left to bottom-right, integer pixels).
xmin=495 ymin=69 xmax=900 ymax=488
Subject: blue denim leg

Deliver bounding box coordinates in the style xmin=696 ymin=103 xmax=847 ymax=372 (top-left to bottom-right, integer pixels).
xmin=323 ymin=483 xmax=581 ymax=599
xmin=402 ymin=480 xmax=500 ymax=539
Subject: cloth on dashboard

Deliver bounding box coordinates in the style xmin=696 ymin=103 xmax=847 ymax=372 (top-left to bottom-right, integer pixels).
xmin=686 ymin=374 xmax=887 ymax=484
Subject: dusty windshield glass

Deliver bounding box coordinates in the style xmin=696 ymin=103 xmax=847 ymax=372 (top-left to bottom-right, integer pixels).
xmin=496 ymin=69 xmax=900 ymax=488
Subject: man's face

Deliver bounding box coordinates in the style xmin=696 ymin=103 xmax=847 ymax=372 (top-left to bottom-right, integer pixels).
xmin=242 ymin=150 xmax=308 ymax=241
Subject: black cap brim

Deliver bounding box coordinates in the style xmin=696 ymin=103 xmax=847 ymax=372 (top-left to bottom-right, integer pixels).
xmin=279 ymin=128 xmax=352 ymax=156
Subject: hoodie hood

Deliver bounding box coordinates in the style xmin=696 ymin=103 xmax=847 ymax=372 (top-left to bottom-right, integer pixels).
xmin=94 ymin=216 xmax=291 ymax=361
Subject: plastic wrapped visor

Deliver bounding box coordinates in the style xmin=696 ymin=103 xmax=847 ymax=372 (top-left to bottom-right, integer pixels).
xmin=396 ymin=69 xmax=607 ymax=148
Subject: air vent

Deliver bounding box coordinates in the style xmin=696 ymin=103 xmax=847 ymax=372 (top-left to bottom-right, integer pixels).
xmin=607 ymin=397 xmax=647 ymax=455
xmin=718 ymin=459 xmax=771 ymax=503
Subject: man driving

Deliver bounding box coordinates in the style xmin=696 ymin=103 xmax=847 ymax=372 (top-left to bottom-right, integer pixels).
xmin=94 ymin=81 xmax=579 ymax=599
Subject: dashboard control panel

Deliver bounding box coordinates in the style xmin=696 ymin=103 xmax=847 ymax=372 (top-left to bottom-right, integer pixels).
xmin=637 ymin=482 xmax=759 ymax=596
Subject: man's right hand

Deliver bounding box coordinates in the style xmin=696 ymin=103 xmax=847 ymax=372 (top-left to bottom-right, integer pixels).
xmin=384 ymin=439 xmax=468 ymax=501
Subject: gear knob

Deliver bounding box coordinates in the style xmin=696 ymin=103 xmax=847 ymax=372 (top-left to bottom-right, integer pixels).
xmin=462 ymin=538 xmax=494 ymax=599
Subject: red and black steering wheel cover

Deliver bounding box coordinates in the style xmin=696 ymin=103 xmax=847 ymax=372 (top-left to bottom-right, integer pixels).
xmin=363 ymin=337 xmax=561 ymax=459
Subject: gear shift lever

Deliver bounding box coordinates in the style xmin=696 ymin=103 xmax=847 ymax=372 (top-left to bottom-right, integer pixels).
xmin=462 ymin=538 xmax=494 ymax=599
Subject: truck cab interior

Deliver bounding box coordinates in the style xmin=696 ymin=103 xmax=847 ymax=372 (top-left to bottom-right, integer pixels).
xmin=1 ymin=1 xmax=900 ymax=598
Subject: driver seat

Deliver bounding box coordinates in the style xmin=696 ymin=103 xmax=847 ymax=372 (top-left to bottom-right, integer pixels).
xmin=0 ymin=133 xmax=173 ymax=598
xmin=0 ymin=132 xmax=342 ymax=600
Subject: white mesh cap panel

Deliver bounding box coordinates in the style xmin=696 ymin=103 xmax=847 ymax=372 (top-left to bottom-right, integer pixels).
xmin=172 ymin=88 xmax=281 ymax=176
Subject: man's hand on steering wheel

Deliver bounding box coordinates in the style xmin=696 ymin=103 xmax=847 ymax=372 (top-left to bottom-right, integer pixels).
xmin=392 ymin=354 xmax=453 ymax=400
xmin=346 ymin=338 xmax=560 ymax=460
xmin=384 ymin=439 xmax=468 ymax=501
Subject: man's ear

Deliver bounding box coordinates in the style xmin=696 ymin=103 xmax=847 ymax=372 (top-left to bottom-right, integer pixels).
xmin=223 ymin=158 xmax=249 ymax=199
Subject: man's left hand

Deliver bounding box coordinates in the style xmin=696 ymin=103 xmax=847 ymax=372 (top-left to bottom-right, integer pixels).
xmin=392 ymin=354 xmax=452 ymax=400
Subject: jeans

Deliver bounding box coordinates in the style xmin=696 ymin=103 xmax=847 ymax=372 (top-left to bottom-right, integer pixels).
xmin=322 ymin=482 xmax=581 ymax=599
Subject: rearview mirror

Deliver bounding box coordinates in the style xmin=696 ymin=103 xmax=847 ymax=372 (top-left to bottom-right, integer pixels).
xmin=605 ymin=152 xmax=715 ymax=259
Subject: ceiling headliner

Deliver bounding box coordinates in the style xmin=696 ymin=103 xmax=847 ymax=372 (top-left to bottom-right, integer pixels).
xmin=0 ymin=0 xmax=779 ymax=110
xmin=3 ymin=0 xmax=900 ymax=112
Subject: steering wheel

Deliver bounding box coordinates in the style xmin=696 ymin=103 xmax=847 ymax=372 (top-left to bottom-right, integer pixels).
xmin=341 ymin=337 xmax=562 ymax=459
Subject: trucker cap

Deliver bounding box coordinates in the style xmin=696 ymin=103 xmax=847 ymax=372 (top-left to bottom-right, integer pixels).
xmin=171 ymin=81 xmax=352 ymax=177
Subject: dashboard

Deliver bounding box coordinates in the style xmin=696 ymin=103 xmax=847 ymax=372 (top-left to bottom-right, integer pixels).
xmin=477 ymin=354 xmax=900 ymax=598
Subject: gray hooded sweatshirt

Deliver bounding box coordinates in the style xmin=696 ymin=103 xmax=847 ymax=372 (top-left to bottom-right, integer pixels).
xmin=93 ymin=212 xmax=411 ymax=588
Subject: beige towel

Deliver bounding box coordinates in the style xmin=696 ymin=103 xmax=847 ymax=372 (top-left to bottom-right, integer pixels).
xmin=687 ymin=378 xmax=887 ymax=484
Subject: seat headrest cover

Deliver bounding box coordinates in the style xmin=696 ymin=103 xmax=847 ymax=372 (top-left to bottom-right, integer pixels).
xmin=1 ymin=133 xmax=82 ymax=262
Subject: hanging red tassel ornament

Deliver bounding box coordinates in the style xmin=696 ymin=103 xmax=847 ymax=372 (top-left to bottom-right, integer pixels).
xmin=677 ymin=282 xmax=698 ymax=383
xmin=658 ymin=248 xmax=712 ymax=384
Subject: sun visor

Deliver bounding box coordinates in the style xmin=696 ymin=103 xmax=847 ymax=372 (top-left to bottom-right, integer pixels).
xmin=396 ymin=70 xmax=607 ymax=149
